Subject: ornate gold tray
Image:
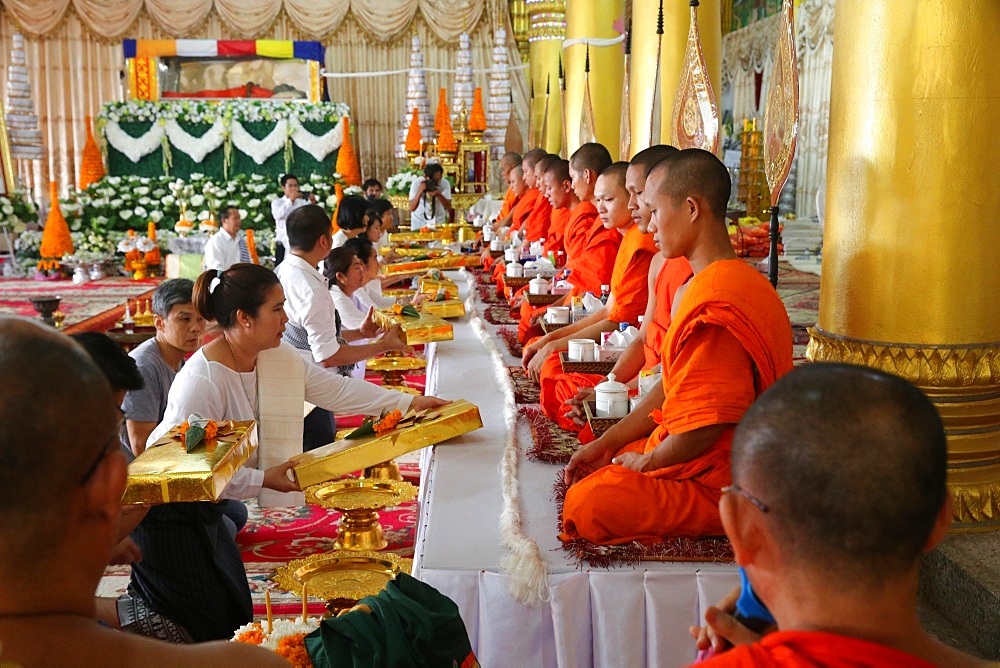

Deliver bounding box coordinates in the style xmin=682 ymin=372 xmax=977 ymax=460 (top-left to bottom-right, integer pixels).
xmin=305 ymin=477 xmax=418 ymax=511
xmin=383 ymin=288 xmax=416 ymax=299
xmin=367 ymin=356 xmax=427 ymax=374
xmin=526 ymin=292 xmax=562 ymax=306
xmin=273 ymin=550 xmax=412 ymax=601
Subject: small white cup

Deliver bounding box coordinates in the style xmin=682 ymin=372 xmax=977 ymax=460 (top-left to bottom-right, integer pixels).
xmin=567 ymin=338 xmax=598 ymax=362
xmin=506 ymin=262 xmax=524 ymax=277
xmin=490 ymin=238 xmax=503 ymax=251
xmin=504 ymin=248 xmax=518 ymax=263
xmin=546 ymin=306 xmax=570 ymax=324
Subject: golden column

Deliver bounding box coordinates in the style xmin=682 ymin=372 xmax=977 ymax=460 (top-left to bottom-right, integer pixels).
xmin=526 ymin=0 xmax=566 ymax=154
xmin=564 ymin=0 xmax=625 ymax=159
xmin=807 ymin=0 xmax=1000 ymax=530
xmin=628 ymin=0 xmax=723 ymax=154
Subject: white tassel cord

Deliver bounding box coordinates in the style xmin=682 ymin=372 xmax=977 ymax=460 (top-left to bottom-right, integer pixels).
xmin=460 ymin=269 xmax=549 ymax=606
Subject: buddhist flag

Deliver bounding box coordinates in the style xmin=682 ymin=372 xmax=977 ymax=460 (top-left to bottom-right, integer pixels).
xmin=670 ymin=0 xmax=720 ymax=153
xmin=763 ymin=0 xmax=799 ymax=206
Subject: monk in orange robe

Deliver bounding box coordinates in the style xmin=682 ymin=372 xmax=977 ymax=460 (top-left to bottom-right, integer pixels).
xmin=483 ymin=150 xmax=538 ymax=271
xmin=690 ymin=364 xmax=982 ymax=668
xmin=560 ymin=149 xmax=793 ymax=543
xmin=489 ymin=152 xmax=553 ymax=281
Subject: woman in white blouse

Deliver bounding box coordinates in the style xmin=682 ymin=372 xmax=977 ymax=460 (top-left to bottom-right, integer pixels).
xmin=136 ymin=264 xmax=446 ymax=640
xmin=334 ymin=237 xmax=425 ymax=312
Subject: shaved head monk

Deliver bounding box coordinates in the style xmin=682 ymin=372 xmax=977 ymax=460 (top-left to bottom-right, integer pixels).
xmin=560 ymin=149 xmax=793 ymax=542
xmin=695 ymin=364 xmax=985 ymax=667
xmin=492 ymin=151 xmax=524 ymax=230
xmin=0 ymin=317 xmax=284 ymax=666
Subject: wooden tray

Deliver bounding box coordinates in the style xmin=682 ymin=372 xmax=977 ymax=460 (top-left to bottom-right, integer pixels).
xmin=489 ymin=249 xmax=505 ymax=259
xmin=559 ymin=351 xmax=616 ymax=375
xmin=502 ymin=275 xmax=532 ymax=290
xmin=540 ymin=321 xmax=568 ymax=335
xmin=584 ymin=399 xmax=623 ymax=438
xmin=525 ymin=292 xmax=562 ymax=306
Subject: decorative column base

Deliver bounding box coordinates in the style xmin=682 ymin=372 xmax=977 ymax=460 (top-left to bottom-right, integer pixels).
xmin=807 ymin=326 xmax=1000 ymax=531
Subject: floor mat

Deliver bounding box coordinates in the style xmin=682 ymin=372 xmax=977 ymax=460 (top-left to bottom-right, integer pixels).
xmin=519 ymin=404 xmax=578 ymax=464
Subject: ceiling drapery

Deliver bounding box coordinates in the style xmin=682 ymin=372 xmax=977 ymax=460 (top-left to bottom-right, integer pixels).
xmin=0 ymin=0 xmax=487 ymax=43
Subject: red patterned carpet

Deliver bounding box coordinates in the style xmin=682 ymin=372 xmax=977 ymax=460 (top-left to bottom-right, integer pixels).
xmin=0 ymin=276 xmax=161 ymax=332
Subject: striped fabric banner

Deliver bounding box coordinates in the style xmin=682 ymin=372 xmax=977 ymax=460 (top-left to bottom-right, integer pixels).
xmin=124 ymin=39 xmax=324 ymax=63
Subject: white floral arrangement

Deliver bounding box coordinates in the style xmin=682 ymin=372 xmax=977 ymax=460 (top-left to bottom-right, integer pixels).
xmin=385 ymin=169 xmax=423 ymax=196
xmin=343 ymin=185 xmax=363 ymax=196
xmin=0 ymin=190 xmax=39 ymax=232
xmin=98 ymin=100 xmax=351 ymax=125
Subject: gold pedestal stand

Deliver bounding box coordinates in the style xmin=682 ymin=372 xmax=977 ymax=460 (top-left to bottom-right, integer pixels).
xmin=305 ymin=478 xmax=418 ymax=551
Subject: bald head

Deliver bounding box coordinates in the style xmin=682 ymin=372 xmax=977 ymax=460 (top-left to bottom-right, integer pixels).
xmin=523 ymin=148 xmax=549 ymax=171
xmin=629 ymin=144 xmax=678 ymax=176
xmin=569 ymin=142 xmax=613 ymax=176
xmin=648 ymin=148 xmax=731 ymax=221
xmin=732 ymin=363 xmax=947 ymax=581
xmin=0 ymin=318 xmax=119 ymax=557
xmin=501 ymin=152 xmax=522 ymax=169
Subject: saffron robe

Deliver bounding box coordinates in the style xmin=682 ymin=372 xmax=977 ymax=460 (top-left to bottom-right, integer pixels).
xmin=523 ymin=190 xmax=551 ymax=243
xmin=506 ymin=188 xmax=533 ymax=235
xmin=539 ymin=225 xmax=657 ymax=430
xmin=497 ymin=186 xmax=517 ymax=220
xmin=561 ymin=200 xmax=599 ymax=265
xmin=542 ymin=206 xmax=571 ymax=258
xmin=560 ymin=259 xmax=793 ymax=543
xmin=696 ymin=630 xmax=936 ymax=668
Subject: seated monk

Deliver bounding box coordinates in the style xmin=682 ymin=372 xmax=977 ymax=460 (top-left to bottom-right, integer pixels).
xmin=560 ymin=149 xmax=793 ymax=543
xmin=0 ymin=317 xmax=285 ymax=666
xmin=506 ymin=167 xmax=534 ymax=236
xmin=515 ymin=158 xmax=580 ymax=343
xmin=522 ymin=162 xmax=640 ymax=403
xmin=481 ymin=151 xmax=524 ymax=272
xmin=693 ymin=364 xmax=986 ymax=667
xmin=491 ymin=152 xmax=553 ymax=286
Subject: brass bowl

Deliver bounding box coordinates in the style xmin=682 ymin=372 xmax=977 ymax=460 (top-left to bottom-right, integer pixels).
xmin=273 ymin=550 xmax=412 ymax=601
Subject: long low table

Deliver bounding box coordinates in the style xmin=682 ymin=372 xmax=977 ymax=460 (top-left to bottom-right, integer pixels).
xmin=411 ymin=270 xmax=739 ymax=668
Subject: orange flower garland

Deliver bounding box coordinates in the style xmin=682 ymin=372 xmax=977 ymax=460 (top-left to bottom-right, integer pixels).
xmin=144 ymin=221 xmax=161 ymax=267
xmin=469 ymin=87 xmax=487 ymax=132
xmin=245 ymin=229 xmax=260 ymax=264
xmin=78 ymin=116 xmax=106 ymax=190
xmin=275 ymin=634 xmax=312 ymax=667
xmin=437 ymin=96 xmax=457 ymax=153
xmin=38 ymin=181 xmax=74 ymax=271
xmin=334 ymin=116 xmax=361 ymax=187
xmin=434 ymin=88 xmax=448 ymax=133
xmin=374 ymin=410 xmax=403 ymax=435
xmin=234 ymin=624 xmax=265 ymax=645
xmin=405 ymin=108 xmax=422 ymax=153
xmin=178 ymin=419 xmax=218 ymax=441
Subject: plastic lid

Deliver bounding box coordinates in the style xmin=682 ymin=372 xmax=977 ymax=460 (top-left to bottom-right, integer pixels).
xmin=619 ymin=322 xmax=629 ymax=331
xmin=637 ymin=315 xmax=645 ymax=323
xmin=601 ymin=284 xmax=610 ymax=291
xmin=595 ymin=372 xmax=629 ymax=392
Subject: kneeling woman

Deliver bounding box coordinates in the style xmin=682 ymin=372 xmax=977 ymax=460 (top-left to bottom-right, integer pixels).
xmin=130 ymin=264 xmax=447 ymax=641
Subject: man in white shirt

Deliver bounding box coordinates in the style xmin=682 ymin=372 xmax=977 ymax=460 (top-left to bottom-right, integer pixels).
xmin=271 ymin=173 xmax=315 ymax=265
xmin=408 ymin=162 xmax=452 ymax=229
xmin=274 ymin=205 xmax=408 ymax=448
xmin=202 ymin=207 xmax=246 ymax=271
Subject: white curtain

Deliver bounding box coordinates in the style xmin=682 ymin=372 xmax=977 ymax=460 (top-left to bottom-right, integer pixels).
xmin=719 ymin=0 xmax=835 ymax=218
xmin=0 ymin=0 xmax=528 ymax=205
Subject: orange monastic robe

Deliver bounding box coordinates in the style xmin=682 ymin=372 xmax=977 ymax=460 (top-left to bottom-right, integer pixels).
xmin=696 ymin=631 xmax=936 ymax=667
xmin=507 ymin=189 xmax=534 ymax=235
xmin=542 ymin=206 xmax=571 ymax=258
xmin=561 ymin=200 xmax=598 ymax=265
xmin=523 ymin=190 xmax=550 ymax=242
xmin=539 ymin=225 xmax=658 ymax=430
xmin=560 ymin=259 xmax=793 ymax=543
xmin=497 ymin=186 xmax=517 ymax=219
xmin=644 ymin=257 xmax=695 ymax=369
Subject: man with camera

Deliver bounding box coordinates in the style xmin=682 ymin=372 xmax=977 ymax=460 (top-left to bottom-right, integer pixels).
xmin=407 ymin=161 xmax=453 ymax=230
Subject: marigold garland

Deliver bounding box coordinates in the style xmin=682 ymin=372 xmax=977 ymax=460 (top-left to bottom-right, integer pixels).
xmin=437 ymin=99 xmax=458 ymax=154
xmin=178 ymin=419 xmax=218 ymax=440
xmin=405 ymin=108 xmax=422 ymax=153
xmin=434 ymin=88 xmax=448 ymax=134
xmin=78 ymin=116 xmax=106 ymax=190
xmin=38 ymin=181 xmax=74 ymax=269
xmin=245 ymin=229 xmax=260 ymax=264
xmin=374 ymin=409 xmax=403 ymax=435
xmin=275 ymin=634 xmax=312 ymax=667
xmin=334 ymin=116 xmax=361 ymax=187
xmin=144 ymin=221 xmax=161 ymax=267
xmin=469 ymin=88 xmax=487 ymax=132
xmin=234 ymin=624 xmax=265 ymax=645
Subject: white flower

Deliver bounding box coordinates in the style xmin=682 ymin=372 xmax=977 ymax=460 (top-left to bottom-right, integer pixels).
xmin=138 ymin=197 xmax=151 ymax=205
xmin=107 ymin=176 xmax=122 ymax=185
xmin=161 ymin=195 xmax=175 ymax=206
xmin=110 ymin=198 xmax=123 ymax=209
xmin=238 ymin=209 xmax=248 ymax=220
xmin=247 ymin=198 xmax=261 ymax=208
xmin=190 ymin=194 xmax=205 ymax=207
xmin=197 ymin=210 xmax=210 ymax=221
xmin=253 ymin=212 xmax=264 ymax=222
xmin=326 ymin=195 xmax=338 ymax=208
xmin=1 ymin=204 xmax=12 ymax=216
xmin=120 ymin=209 xmax=133 ymax=220
xmin=134 ymin=206 xmax=147 ymax=218
xmin=117 ymin=237 xmax=136 ymax=252
xmin=149 ymin=210 xmax=163 ymax=222
xmin=136 ymin=237 xmax=155 ymax=252
xmin=135 ymin=187 xmax=150 ymax=195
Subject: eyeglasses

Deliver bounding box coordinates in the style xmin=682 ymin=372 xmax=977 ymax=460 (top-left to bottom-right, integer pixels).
xmin=722 ymin=483 xmax=770 ymax=513
xmin=80 ymin=409 xmax=124 ymax=485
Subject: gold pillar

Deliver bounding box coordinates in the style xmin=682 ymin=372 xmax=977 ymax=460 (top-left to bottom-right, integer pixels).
xmin=564 ymin=0 xmax=625 ymax=159
xmin=510 ymin=1 xmax=531 ymax=63
xmin=806 ymin=0 xmax=1000 ymax=530
xmin=629 ymin=0 xmax=723 ymax=154
xmin=527 ymin=0 xmax=566 ymax=154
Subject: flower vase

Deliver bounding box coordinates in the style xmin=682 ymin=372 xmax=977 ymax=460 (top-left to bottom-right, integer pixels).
xmin=131 ymin=258 xmax=148 ymax=280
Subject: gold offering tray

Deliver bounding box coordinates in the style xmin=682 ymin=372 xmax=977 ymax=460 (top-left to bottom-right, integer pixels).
xmin=373 ymin=307 xmax=453 ymax=345
xmin=421 ymin=299 xmax=466 ymax=319
xmin=526 ymin=292 xmax=562 ymax=306
xmin=388 ymin=229 xmax=452 ymax=243
xmin=273 ymin=550 xmax=412 ymax=601
xmin=383 ymin=255 xmax=480 ymax=276
xmin=383 ymin=288 xmax=416 ymax=299
xmin=382 ymin=384 xmax=423 ymax=395
xmin=367 ymin=355 xmax=427 ymax=373
xmin=559 ymin=351 xmax=616 ymax=376
xmin=305 ymin=477 xmax=418 ymax=511
xmin=584 ymin=400 xmax=623 ymax=438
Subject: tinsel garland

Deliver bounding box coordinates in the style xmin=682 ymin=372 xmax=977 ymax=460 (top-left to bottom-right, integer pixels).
xmin=496 ymin=326 xmax=523 ymax=357
xmin=518 ymin=405 xmax=579 ymax=465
